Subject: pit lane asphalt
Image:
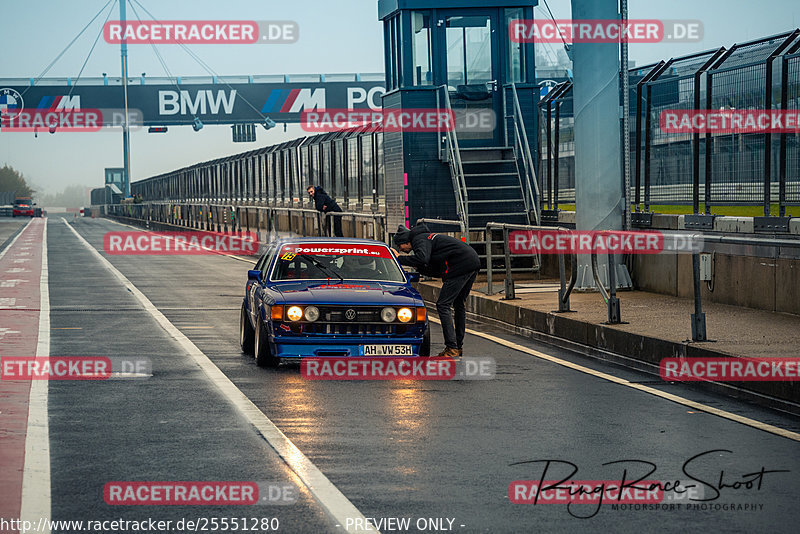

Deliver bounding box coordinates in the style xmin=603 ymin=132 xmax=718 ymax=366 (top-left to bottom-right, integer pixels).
xmin=48 ymin=217 xmax=800 ymax=533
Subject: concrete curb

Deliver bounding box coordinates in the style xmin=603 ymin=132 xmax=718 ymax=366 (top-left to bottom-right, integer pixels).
xmin=418 ymin=282 xmax=800 ymax=415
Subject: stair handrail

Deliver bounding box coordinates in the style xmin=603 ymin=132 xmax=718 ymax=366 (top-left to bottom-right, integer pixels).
xmin=508 ymin=83 xmax=541 ymax=226
xmin=437 ymin=85 xmax=469 ymax=236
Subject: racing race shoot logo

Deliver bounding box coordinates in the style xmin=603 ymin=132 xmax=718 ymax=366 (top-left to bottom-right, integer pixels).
xmin=103 ymin=231 xmax=259 ymax=256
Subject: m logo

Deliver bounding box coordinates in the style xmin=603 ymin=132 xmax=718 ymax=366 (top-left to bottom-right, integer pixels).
xmin=261 ymin=88 xmax=325 ymax=113
xmin=36 ymin=95 xmax=81 ymax=110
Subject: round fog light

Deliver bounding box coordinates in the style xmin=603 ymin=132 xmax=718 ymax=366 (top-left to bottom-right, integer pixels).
xmin=286 ymin=306 xmax=303 ymax=322
xmin=380 ymin=307 xmax=397 ymax=323
xmin=304 ymin=306 xmax=320 ymax=322
xmin=397 ymin=307 xmax=413 ymax=323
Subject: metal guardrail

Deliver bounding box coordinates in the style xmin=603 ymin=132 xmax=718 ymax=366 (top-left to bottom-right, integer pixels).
xmin=591 ymin=250 xmax=622 ymax=324
xmin=106 ymin=202 xmax=388 ymax=244
xmin=414 ymin=218 xmax=466 ymax=235
xmin=485 ymin=222 xmax=564 ymax=304
xmin=437 ymin=85 xmax=469 ymax=235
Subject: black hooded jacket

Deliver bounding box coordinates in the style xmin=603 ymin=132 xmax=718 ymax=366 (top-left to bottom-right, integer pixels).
xmin=311 ymin=186 xmax=342 ymax=213
xmin=397 ymin=224 xmax=481 ymax=279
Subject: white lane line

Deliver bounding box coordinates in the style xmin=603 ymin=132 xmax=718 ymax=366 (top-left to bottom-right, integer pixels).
xmin=62 ymin=218 xmax=376 ymax=533
xmin=429 ymin=316 xmax=800 ymax=442
xmin=0 ymin=218 xmax=34 ymax=261
xmin=20 ymin=220 xmax=51 ymax=533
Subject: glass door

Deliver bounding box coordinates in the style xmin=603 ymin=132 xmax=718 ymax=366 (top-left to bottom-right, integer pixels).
xmin=441 ymin=11 xmax=501 ymax=146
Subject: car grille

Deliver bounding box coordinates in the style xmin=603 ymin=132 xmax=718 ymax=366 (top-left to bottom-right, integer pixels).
xmin=279 ymin=306 xmax=411 ymax=336
xmin=292 ymin=323 xmax=405 ymax=336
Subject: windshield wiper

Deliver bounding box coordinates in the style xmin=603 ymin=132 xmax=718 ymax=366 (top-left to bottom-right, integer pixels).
xmin=299 ymin=254 xmax=344 ymax=283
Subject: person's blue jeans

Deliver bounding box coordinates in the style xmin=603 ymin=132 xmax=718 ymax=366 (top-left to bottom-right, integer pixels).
xmin=436 ymin=269 xmax=478 ymax=349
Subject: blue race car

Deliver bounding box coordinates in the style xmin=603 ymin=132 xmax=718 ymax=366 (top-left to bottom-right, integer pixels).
xmin=240 ymin=238 xmax=431 ymax=367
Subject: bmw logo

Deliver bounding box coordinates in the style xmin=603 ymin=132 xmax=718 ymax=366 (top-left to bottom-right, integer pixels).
xmin=345 ymin=309 xmax=357 ymax=321
xmin=0 ymin=88 xmax=24 ymax=120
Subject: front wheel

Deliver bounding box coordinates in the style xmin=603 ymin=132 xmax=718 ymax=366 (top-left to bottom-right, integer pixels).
xmin=254 ymin=314 xmax=280 ymax=368
xmin=420 ymin=327 xmax=431 ymax=357
xmin=240 ymin=303 xmax=254 ymax=354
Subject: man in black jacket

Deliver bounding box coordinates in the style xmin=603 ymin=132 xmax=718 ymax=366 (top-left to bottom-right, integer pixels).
xmin=307 ymin=185 xmax=343 ymax=237
xmin=393 ymin=224 xmax=480 ymax=358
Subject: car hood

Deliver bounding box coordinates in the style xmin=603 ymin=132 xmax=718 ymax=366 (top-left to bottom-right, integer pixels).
xmin=275 ymin=281 xmax=421 ymax=306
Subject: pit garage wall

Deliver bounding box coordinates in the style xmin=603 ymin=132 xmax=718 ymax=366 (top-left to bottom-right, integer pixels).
xmin=547 ymin=212 xmax=800 ymax=315
xmin=381 ymin=90 xmax=458 ymax=234
xmin=632 ymin=248 xmax=800 ymax=316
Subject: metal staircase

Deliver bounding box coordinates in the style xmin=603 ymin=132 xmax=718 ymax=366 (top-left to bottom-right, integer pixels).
xmin=460 ymin=146 xmax=530 ymax=231
xmin=436 ymin=84 xmax=541 ymax=276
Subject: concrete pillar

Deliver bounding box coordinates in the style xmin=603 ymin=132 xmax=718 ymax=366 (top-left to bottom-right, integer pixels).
xmin=571 ymin=0 xmax=632 ymax=289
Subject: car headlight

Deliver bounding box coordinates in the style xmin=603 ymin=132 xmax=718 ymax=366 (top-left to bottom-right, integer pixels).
xmin=380 ymin=307 xmax=397 ymax=323
xmin=304 ymin=306 xmax=320 ymax=322
xmin=286 ymin=306 xmax=303 ymax=322
xmin=397 ymin=307 xmax=413 ymax=323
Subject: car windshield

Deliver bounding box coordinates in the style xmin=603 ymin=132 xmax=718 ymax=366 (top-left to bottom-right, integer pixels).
xmin=271 ymin=243 xmax=406 ymax=282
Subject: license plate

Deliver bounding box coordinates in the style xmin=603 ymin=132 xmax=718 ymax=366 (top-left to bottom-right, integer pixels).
xmin=361 ymin=344 xmax=413 ymax=356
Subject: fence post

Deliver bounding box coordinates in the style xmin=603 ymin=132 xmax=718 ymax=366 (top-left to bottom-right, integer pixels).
xmin=779 ymin=53 xmax=790 ymax=217
xmin=486 ymin=227 xmax=494 ymax=296
xmin=557 ymin=252 xmax=570 ymax=312
xmin=607 ymin=253 xmax=620 ymax=323
xmin=764 ymin=56 xmax=774 ymax=217
xmin=643 ymin=84 xmax=653 ymax=211
xmin=501 ymin=226 xmax=517 ymax=300
xmin=704 ymin=71 xmax=714 ymax=214
xmin=691 ymin=253 xmax=707 ymax=341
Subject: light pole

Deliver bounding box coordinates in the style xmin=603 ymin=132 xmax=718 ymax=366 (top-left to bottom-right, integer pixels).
xmin=120 ymin=0 xmax=132 ymax=198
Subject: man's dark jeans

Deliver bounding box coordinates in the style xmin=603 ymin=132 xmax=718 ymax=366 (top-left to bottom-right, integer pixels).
xmin=436 ymin=269 xmax=478 ymax=349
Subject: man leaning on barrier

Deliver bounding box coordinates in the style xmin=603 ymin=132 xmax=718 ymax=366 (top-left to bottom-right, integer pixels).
xmin=393 ymin=224 xmax=480 ymax=358
xmin=307 ymin=185 xmax=344 ymax=237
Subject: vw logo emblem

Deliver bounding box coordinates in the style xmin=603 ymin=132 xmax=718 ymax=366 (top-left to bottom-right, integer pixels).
xmin=345 ymin=309 xmax=357 ymax=321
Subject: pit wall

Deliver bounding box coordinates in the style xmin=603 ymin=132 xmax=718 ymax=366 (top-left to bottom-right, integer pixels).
xmin=547 ymin=212 xmax=800 ymax=315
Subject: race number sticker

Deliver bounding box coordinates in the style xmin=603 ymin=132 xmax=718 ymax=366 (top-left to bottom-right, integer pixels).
xmin=280 ymin=253 xmax=297 ymax=261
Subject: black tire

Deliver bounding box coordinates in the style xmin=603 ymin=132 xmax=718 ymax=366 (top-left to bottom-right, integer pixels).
xmin=254 ymin=314 xmax=280 ymax=368
xmin=240 ymin=302 xmax=254 ymax=354
xmin=420 ymin=327 xmax=431 ymax=357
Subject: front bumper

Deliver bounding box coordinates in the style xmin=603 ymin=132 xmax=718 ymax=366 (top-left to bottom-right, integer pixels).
xmin=271 ymin=335 xmax=424 ymax=358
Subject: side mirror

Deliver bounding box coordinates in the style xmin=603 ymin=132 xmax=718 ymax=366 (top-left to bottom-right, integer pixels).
xmin=247 ymin=269 xmax=262 ymax=281
xmin=406 ymin=272 xmax=420 ymax=284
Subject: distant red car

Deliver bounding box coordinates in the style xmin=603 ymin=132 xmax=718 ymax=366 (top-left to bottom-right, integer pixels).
xmin=12 ymin=198 xmax=36 ymax=217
